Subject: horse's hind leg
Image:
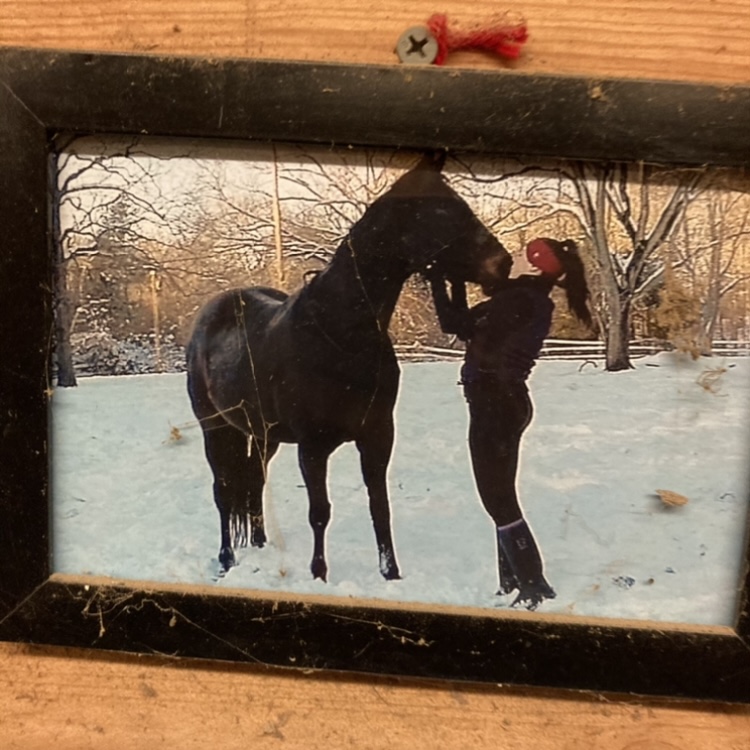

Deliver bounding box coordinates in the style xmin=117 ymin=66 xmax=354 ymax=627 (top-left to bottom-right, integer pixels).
xmin=356 ymin=422 xmax=401 ymax=581
xmin=246 ymin=437 xmax=279 ymax=548
xmin=201 ymin=423 xmax=251 ymax=571
xmin=298 ymin=440 xmax=337 ymax=581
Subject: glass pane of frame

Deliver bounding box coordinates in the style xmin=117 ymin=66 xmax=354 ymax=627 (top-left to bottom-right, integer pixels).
xmin=49 ymin=136 xmax=750 ymax=628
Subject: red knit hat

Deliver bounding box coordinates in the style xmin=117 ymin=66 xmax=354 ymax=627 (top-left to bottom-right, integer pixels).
xmin=526 ymin=238 xmax=563 ymax=277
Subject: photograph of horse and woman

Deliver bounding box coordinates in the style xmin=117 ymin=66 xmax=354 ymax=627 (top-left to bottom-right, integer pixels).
xmin=50 ymin=137 xmax=750 ymax=626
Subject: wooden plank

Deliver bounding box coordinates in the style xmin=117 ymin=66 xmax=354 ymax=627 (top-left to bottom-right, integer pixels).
xmin=1 ymin=0 xmax=749 ymax=746
xmin=2 ymin=642 xmax=750 ymax=749
xmin=0 ymin=0 xmax=748 ymax=83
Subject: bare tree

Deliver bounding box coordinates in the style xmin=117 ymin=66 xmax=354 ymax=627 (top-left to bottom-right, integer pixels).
xmin=52 ymin=137 xmax=199 ymax=385
xmin=452 ymin=157 xmax=708 ymax=370
xmin=277 ymin=147 xmax=413 ymax=264
xmin=568 ymin=162 xmax=706 ymax=369
xmin=670 ymin=186 xmax=750 ymax=352
xmin=191 ymin=158 xmax=275 ymax=275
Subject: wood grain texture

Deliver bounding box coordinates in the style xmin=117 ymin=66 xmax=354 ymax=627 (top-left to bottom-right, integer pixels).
xmin=2 ymin=642 xmax=750 ymax=750
xmin=1 ymin=0 xmax=750 ymax=747
xmin=0 ymin=0 xmax=748 ymax=83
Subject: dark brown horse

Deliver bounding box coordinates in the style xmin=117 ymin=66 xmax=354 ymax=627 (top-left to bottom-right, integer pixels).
xmin=186 ymin=153 xmax=510 ymax=581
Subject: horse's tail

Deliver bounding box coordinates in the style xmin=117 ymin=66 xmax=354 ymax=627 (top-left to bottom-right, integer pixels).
xmin=231 ymin=508 xmax=249 ymax=548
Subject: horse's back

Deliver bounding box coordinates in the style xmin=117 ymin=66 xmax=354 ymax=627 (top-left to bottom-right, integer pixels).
xmin=187 ymin=287 xmax=287 ymax=368
xmin=187 ymin=283 xmax=401 ymax=444
xmin=192 ymin=287 xmax=286 ymax=327
xmin=187 ymin=287 xmax=290 ymax=433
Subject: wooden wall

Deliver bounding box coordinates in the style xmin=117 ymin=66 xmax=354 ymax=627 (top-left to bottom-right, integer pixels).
xmin=1 ymin=1 xmax=749 ymax=747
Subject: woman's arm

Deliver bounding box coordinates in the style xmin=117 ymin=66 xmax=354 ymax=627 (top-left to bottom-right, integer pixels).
xmin=429 ymin=276 xmax=474 ymax=340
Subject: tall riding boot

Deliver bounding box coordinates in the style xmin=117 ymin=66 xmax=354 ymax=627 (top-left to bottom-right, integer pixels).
xmin=496 ymin=518 xmax=556 ymax=610
xmin=496 ymin=537 xmax=519 ymax=596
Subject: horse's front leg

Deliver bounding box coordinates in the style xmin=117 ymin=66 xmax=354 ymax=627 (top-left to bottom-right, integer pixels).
xmin=356 ymin=422 xmax=401 ymax=581
xmin=298 ymin=440 xmax=336 ymax=581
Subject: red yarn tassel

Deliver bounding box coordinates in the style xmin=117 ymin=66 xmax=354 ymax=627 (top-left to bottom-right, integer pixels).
xmin=426 ymin=13 xmax=529 ymax=65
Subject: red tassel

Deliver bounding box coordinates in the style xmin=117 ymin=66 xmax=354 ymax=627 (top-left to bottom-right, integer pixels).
xmin=426 ymin=13 xmax=529 ymax=65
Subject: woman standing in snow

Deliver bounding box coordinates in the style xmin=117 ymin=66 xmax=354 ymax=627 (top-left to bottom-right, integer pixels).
xmin=429 ymin=238 xmax=592 ymax=610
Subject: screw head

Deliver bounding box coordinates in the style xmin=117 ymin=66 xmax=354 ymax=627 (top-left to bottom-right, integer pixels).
xmin=395 ymin=26 xmax=439 ymax=65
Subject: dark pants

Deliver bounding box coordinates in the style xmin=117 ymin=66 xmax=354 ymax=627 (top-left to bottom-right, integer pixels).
xmin=463 ymin=377 xmax=532 ymax=528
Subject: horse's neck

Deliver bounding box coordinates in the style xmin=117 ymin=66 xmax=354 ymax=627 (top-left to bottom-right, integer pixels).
xmin=306 ymin=233 xmax=410 ymax=334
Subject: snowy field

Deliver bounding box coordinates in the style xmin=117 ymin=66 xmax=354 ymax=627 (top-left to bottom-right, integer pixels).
xmin=50 ymin=354 xmax=750 ymax=626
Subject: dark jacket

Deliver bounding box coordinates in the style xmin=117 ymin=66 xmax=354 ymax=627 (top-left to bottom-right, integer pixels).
xmin=432 ymin=276 xmax=553 ymax=382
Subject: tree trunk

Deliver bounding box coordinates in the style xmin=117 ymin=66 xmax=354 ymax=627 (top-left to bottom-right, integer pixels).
xmin=597 ymin=251 xmax=634 ymax=371
xmin=697 ymin=201 xmax=723 ymax=356
xmin=150 ymin=270 xmax=163 ymax=373
xmin=604 ymin=292 xmax=634 ymax=371
xmin=53 ymin=258 xmax=77 ymax=387
xmin=49 ymin=152 xmax=77 ymax=387
xmin=699 ymin=286 xmax=720 ymax=356
xmin=271 ymin=145 xmax=284 ymax=284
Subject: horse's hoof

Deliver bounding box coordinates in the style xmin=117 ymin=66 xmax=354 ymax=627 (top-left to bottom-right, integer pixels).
xmin=379 ymin=549 xmax=401 ymax=580
xmin=219 ymin=546 xmax=236 ymax=572
xmin=310 ymin=559 xmax=328 ymax=582
xmin=250 ymin=530 xmax=266 ymax=548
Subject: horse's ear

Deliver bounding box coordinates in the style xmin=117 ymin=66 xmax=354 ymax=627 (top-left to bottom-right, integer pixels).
xmin=414 ymin=150 xmax=447 ymax=173
xmin=382 ymin=150 xmax=448 ymax=200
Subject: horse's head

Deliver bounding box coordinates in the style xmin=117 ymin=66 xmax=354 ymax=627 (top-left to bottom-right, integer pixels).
xmin=378 ymin=153 xmax=511 ymax=287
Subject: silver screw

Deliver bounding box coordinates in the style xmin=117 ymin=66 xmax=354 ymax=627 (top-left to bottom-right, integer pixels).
xmin=395 ymin=26 xmax=439 ymax=65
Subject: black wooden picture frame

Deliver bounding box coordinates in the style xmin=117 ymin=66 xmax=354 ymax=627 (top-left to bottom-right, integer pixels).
xmin=1 ymin=47 xmax=749 ymax=703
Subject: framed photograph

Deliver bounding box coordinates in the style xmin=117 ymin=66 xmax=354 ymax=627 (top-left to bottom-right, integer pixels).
xmin=1 ymin=47 xmax=749 ymax=702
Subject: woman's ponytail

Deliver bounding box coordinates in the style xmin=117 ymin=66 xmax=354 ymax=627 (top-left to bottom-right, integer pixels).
xmin=547 ymin=239 xmax=593 ymax=329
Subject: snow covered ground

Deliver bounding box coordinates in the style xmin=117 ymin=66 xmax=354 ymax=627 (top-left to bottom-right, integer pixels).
xmin=50 ymin=353 xmax=750 ymax=626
